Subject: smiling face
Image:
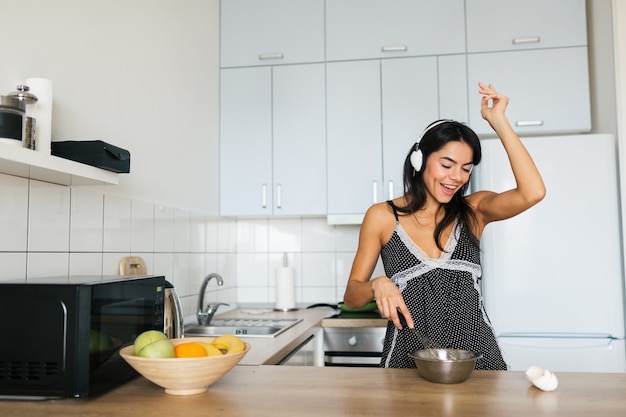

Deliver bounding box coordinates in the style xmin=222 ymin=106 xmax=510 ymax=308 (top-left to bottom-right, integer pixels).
xmin=422 ymin=140 xmax=474 ymax=204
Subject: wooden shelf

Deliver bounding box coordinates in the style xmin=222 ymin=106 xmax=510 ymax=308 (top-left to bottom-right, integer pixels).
xmin=0 ymin=143 xmax=119 ymax=185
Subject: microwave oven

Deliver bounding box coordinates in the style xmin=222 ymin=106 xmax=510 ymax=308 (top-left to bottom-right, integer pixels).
xmin=0 ymin=275 xmax=166 ymax=399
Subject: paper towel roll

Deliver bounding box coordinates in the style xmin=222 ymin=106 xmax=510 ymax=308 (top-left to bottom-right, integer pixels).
xmin=275 ymin=267 xmax=296 ymax=311
xmin=25 ymin=77 xmax=53 ymax=154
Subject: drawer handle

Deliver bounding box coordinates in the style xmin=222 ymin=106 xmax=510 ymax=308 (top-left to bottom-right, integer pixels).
xmin=381 ymin=45 xmax=408 ymax=52
xmin=516 ymin=120 xmax=544 ymax=127
xmin=388 ymin=180 xmax=394 ymax=200
xmin=512 ymin=36 xmax=541 ymax=45
xmin=258 ymin=53 xmax=284 ymax=60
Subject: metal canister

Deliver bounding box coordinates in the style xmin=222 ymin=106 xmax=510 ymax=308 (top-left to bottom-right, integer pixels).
xmin=0 ymin=95 xmax=26 ymax=146
xmin=7 ymin=85 xmax=38 ymax=149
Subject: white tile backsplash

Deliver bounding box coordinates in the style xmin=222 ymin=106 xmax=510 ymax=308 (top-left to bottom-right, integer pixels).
xmin=154 ymin=205 xmax=174 ymax=253
xmin=103 ymin=195 xmax=131 ymax=253
xmin=69 ymin=252 xmax=104 ymax=276
xmin=173 ymin=209 xmax=191 ymax=253
xmin=28 ymin=181 xmax=70 ymax=252
xmin=269 ymin=218 xmax=302 ymax=252
xmin=0 ymin=174 xmax=28 ymax=252
xmin=237 ymin=218 xmax=269 ymax=252
xmin=70 ymin=187 xmax=104 ymax=252
xmin=0 ymin=253 xmax=26 ymax=281
xmin=27 ymin=252 xmax=69 ymax=278
xmin=0 ymin=174 xmax=362 ymax=312
xmin=190 ymin=211 xmax=207 ymax=253
xmin=302 ymin=218 xmax=336 ymax=252
xmin=130 ymin=200 xmax=155 ymax=253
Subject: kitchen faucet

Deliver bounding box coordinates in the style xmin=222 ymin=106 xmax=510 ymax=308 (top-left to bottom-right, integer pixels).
xmin=196 ymin=273 xmax=229 ymax=325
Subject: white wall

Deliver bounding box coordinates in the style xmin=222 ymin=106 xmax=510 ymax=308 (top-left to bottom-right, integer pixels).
xmin=0 ymin=0 xmax=220 ymax=213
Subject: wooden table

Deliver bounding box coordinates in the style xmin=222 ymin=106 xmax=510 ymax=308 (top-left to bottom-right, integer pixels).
xmin=2 ymin=366 xmax=625 ymax=416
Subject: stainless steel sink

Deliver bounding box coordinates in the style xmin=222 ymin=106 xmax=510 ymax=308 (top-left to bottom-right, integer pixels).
xmin=184 ymin=318 xmax=302 ymax=338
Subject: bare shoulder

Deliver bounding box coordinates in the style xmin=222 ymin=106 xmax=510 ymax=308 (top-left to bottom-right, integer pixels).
xmin=362 ymin=201 xmax=397 ymax=240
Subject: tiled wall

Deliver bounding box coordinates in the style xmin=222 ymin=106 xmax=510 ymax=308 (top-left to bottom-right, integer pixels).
xmin=0 ymin=173 xmax=383 ymax=316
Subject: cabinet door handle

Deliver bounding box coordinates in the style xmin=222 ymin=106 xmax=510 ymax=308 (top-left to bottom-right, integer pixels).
xmin=372 ymin=181 xmax=378 ymax=204
xmin=512 ymin=36 xmax=541 ymax=45
xmin=516 ymin=120 xmax=544 ymax=127
xmin=381 ymin=45 xmax=408 ymax=52
xmin=261 ymin=183 xmax=268 ymax=208
xmin=388 ymin=180 xmax=394 ymax=200
xmin=276 ymin=183 xmax=282 ymax=209
xmin=258 ymin=53 xmax=284 ymax=60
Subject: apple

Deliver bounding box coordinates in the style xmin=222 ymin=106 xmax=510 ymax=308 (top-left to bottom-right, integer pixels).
xmin=137 ymin=339 xmax=175 ymax=358
xmin=133 ymin=330 xmax=168 ymax=355
xmin=89 ymin=329 xmax=113 ymax=353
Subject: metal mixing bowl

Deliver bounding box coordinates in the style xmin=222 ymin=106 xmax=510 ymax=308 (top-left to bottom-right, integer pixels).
xmin=409 ymin=348 xmax=482 ymax=384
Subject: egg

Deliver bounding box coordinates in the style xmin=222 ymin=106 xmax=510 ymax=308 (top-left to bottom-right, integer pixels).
xmin=525 ymin=365 xmax=559 ymax=391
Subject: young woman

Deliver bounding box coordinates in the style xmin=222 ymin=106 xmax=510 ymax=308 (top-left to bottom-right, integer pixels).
xmin=343 ymin=83 xmax=546 ymax=369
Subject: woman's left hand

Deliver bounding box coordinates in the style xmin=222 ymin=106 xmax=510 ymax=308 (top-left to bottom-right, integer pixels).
xmin=479 ymin=82 xmax=509 ymax=126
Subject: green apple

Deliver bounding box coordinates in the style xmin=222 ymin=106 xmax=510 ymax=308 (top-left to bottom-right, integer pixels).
xmin=133 ymin=330 xmax=168 ymax=355
xmin=89 ymin=329 xmax=113 ymax=353
xmin=138 ymin=339 xmax=175 ymax=358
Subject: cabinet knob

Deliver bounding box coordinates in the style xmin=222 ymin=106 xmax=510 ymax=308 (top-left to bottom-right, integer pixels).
xmin=348 ymin=336 xmax=357 ymax=346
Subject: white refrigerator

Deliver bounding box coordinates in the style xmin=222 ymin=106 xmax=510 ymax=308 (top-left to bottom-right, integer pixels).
xmin=473 ymin=133 xmax=626 ymax=372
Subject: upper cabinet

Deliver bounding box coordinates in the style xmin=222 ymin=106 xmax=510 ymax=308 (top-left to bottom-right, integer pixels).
xmin=326 ymin=0 xmax=465 ymax=61
xmin=465 ymin=0 xmax=587 ymax=53
xmin=220 ymin=64 xmax=327 ymax=216
xmin=465 ymin=0 xmax=589 ymax=135
xmin=326 ymin=55 xmax=468 ymax=223
xmin=220 ymin=0 xmax=325 ymax=67
xmin=467 ymin=47 xmax=591 ymax=135
xmin=219 ymin=0 xmax=592 ymax=220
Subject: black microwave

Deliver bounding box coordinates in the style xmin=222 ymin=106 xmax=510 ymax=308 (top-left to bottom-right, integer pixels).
xmin=0 ymin=275 xmax=165 ymax=399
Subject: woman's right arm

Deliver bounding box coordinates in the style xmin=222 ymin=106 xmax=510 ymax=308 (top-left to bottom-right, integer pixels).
xmin=343 ymin=203 xmax=415 ymax=329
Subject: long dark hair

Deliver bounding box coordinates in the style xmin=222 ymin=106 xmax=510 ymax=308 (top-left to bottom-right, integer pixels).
xmin=397 ymin=120 xmax=482 ymax=251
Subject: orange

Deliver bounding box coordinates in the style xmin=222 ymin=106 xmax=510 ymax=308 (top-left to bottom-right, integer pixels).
xmin=174 ymin=342 xmax=209 ymax=358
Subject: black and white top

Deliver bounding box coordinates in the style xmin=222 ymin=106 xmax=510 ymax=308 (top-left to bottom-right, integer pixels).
xmin=379 ymin=201 xmax=507 ymax=370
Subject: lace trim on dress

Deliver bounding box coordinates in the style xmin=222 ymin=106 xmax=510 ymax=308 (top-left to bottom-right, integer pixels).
xmin=392 ymin=222 xmax=481 ymax=292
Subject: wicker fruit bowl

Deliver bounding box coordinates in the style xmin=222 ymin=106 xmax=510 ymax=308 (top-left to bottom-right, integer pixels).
xmin=119 ymin=337 xmax=250 ymax=395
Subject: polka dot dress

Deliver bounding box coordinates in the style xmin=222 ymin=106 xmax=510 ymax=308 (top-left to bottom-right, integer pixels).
xmin=379 ymin=202 xmax=507 ymax=370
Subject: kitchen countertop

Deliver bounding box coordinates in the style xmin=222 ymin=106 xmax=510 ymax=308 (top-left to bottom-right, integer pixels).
xmin=196 ymin=306 xmax=388 ymax=365
xmin=201 ymin=307 xmax=334 ymax=365
xmin=3 ymin=366 xmax=625 ymax=416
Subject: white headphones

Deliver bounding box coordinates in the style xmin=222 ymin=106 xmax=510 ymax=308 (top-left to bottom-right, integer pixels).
xmin=410 ymin=120 xmax=453 ymax=172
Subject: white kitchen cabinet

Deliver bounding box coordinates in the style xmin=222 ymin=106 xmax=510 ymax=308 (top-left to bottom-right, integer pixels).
xmin=465 ymin=0 xmax=587 ymax=53
xmin=220 ymin=64 xmax=326 ymax=216
xmin=220 ymin=0 xmax=324 ymax=68
xmin=325 ymin=0 xmax=465 ymax=62
xmin=327 ymin=56 xmax=465 ymax=222
xmin=326 ymin=60 xmax=382 ymax=219
xmin=467 ymin=47 xmax=591 ymax=135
